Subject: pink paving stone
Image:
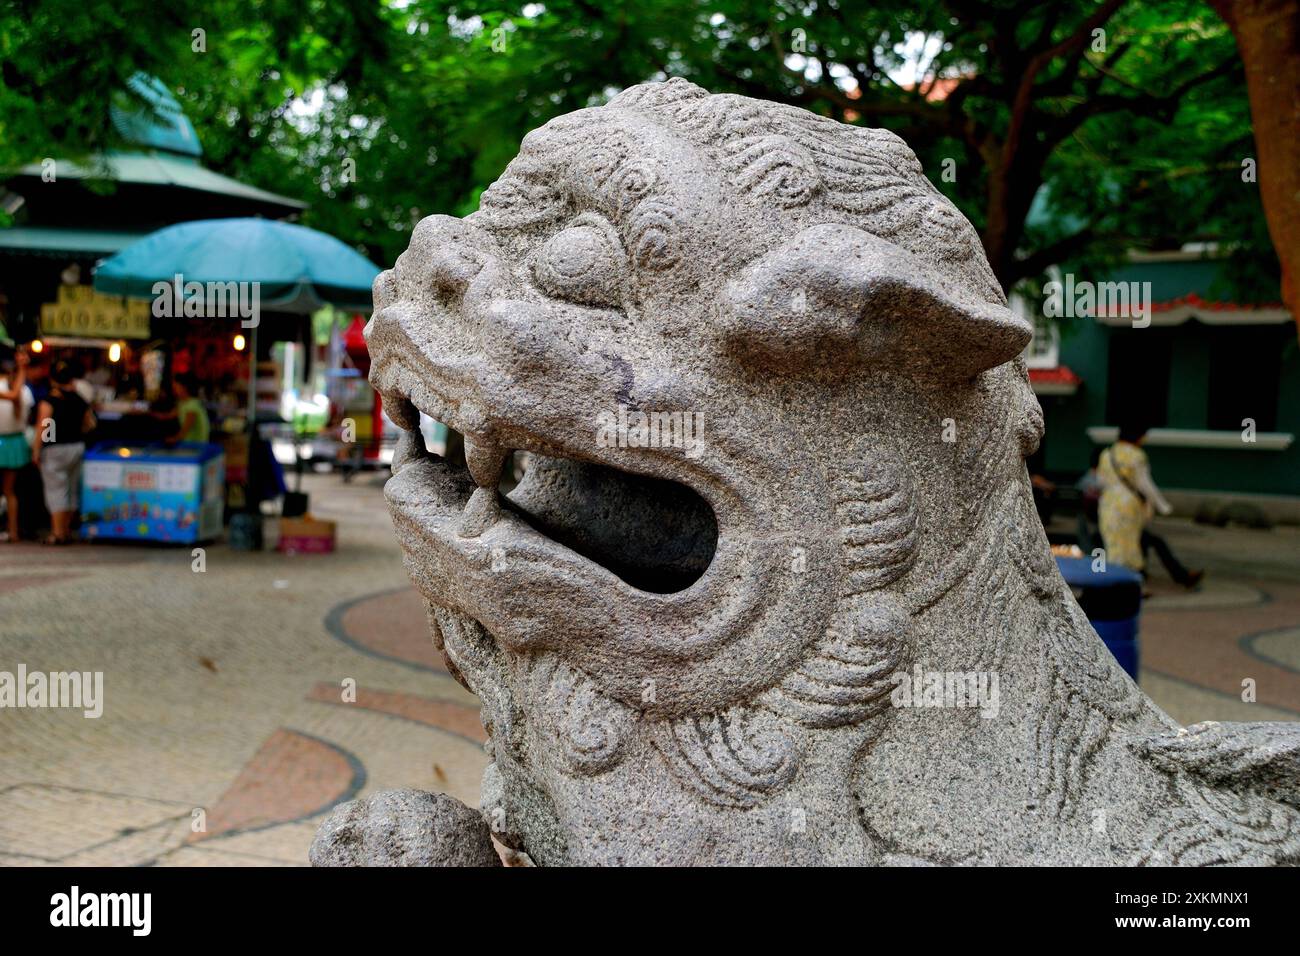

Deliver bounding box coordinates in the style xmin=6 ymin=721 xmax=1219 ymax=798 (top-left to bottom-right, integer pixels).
xmin=1141 ymin=578 xmax=1300 ymax=714
xmin=189 ymin=728 xmax=361 ymax=843
xmin=338 ymin=587 xmax=447 ymax=672
xmin=307 ymin=681 xmax=486 ymax=743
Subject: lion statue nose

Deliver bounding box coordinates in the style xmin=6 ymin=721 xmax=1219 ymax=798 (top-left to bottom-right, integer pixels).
xmin=424 ymin=238 xmax=485 ymax=298
xmin=379 ymin=214 xmax=488 ymax=308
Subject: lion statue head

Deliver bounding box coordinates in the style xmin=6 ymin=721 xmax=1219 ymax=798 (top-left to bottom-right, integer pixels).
xmin=360 ymin=79 xmax=1300 ymax=866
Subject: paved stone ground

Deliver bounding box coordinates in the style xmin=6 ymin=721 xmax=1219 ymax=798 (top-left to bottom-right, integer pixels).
xmin=1132 ymin=516 xmax=1300 ymax=727
xmin=0 ymin=473 xmax=1296 ymax=866
xmin=0 ymin=471 xmax=486 ymax=866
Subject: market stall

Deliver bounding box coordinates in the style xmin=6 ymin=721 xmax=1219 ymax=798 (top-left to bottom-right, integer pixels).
xmin=91 ymin=217 xmax=380 ymax=548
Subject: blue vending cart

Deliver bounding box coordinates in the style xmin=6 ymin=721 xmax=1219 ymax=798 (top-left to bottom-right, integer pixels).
xmin=1055 ymin=556 xmax=1143 ymax=680
xmin=81 ymin=442 xmax=225 ymax=544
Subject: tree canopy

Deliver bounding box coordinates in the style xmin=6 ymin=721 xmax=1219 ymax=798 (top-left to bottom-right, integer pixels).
xmin=0 ymin=0 xmax=1282 ymax=304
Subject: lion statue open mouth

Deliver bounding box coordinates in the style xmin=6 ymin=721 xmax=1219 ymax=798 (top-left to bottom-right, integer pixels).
xmin=329 ymin=79 xmax=1300 ymax=866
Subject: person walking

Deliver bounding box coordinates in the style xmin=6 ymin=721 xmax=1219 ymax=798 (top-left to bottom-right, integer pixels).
xmin=33 ymin=360 xmax=94 ymax=544
xmin=0 ymin=347 xmax=32 ymax=542
xmin=1097 ymin=421 xmax=1203 ymax=588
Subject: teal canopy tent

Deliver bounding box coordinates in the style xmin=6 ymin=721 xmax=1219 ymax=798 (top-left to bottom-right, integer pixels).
xmin=93 ymin=217 xmax=380 ymax=313
xmin=93 ymin=217 xmax=381 ymax=441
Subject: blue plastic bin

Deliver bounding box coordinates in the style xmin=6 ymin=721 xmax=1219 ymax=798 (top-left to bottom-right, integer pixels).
xmin=1054 ymin=556 xmax=1142 ymax=680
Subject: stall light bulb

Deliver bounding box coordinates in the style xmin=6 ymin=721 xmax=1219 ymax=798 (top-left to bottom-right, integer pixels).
xmin=108 ymin=343 xmax=122 ymax=362
xmin=233 ymin=334 xmax=247 ymax=351
xmin=30 ymin=339 xmax=43 ymax=353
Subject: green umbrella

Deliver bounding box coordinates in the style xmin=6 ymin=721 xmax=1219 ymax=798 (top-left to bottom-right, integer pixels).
xmin=93 ymin=217 xmax=380 ymax=313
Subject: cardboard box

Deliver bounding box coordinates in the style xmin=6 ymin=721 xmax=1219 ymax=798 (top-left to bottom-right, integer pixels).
xmin=277 ymin=515 xmax=336 ymax=554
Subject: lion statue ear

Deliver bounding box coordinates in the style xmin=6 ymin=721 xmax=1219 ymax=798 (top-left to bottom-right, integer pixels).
xmin=717 ymin=223 xmax=1031 ymax=379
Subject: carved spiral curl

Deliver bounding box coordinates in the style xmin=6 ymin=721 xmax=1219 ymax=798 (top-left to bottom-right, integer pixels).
xmin=725 ymin=135 xmax=821 ymax=208
xmin=832 ymin=456 xmax=919 ymax=595
xmin=528 ymin=655 xmax=635 ymax=776
xmin=1134 ymin=779 xmax=1300 ymax=866
xmin=759 ymin=596 xmax=907 ymax=730
xmin=626 ymin=199 xmax=684 ymax=271
xmin=649 ymin=706 xmax=801 ymax=809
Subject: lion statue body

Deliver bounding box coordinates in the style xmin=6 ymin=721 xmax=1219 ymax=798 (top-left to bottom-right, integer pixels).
xmin=331 ymin=79 xmax=1300 ymax=866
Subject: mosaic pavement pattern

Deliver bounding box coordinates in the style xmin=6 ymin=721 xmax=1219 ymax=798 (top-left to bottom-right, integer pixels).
xmin=0 ymin=474 xmax=487 ymax=866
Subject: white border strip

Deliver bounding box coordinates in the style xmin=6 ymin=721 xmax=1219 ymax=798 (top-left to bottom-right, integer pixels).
xmin=1093 ymin=305 xmax=1292 ymax=326
xmin=1086 ymin=426 xmax=1294 ymax=451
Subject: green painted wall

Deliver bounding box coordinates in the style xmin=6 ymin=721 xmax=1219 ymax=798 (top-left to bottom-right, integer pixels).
xmin=1040 ymin=315 xmax=1106 ymax=475
xmin=1040 ymin=318 xmax=1300 ymax=496
xmin=1167 ymin=330 xmax=1209 ymax=429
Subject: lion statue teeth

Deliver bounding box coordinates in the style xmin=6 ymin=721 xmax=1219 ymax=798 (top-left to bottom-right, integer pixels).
xmin=313 ymin=78 xmax=1300 ymax=867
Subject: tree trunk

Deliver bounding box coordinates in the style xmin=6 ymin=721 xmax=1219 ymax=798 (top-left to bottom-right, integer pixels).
xmin=1210 ymin=0 xmax=1300 ymax=334
xmin=984 ymin=147 xmax=1048 ymax=292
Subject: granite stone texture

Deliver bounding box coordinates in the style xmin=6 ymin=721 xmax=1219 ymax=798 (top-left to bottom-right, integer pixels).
xmin=309 ymin=789 xmax=500 ymax=867
xmin=340 ymin=79 xmax=1300 ymax=865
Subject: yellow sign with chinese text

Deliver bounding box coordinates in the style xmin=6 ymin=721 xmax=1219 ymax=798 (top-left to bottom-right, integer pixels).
xmin=40 ymin=285 xmax=150 ymax=339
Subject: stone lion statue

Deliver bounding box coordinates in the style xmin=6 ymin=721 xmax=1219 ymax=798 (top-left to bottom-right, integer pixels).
xmin=317 ymin=79 xmax=1300 ymax=866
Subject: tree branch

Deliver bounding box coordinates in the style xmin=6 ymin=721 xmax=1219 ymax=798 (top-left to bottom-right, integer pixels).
xmin=1048 ymin=52 xmax=1241 ymax=141
xmin=1003 ymin=0 xmax=1128 ymax=173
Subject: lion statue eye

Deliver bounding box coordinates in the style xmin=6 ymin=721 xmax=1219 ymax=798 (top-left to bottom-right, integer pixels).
xmin=533 ymin=217 xmax=627 ymax=307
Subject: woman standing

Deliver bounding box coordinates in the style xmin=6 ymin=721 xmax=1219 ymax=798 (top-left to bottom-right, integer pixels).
xmin=153 ymin=373 xmax=210 ymax=444
xmin=33 ymin=360 xmax=94 ymax=544
xmin=1097 ymin=421 xmax=1202 ymax=587
xmin=0 ymin=347 xmax=32 ymax=542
